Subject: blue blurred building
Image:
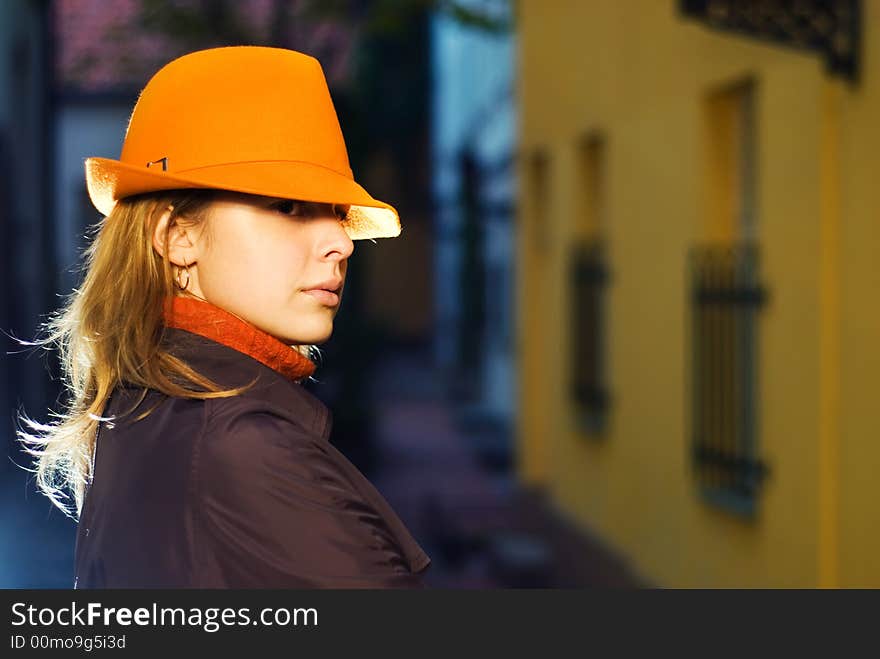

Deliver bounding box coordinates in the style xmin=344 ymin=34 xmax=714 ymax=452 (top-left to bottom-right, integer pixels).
xmin=430 ymin=1 xmax=516 ymax=465
xmin=0 ymin=0 xmax=79 ymax=589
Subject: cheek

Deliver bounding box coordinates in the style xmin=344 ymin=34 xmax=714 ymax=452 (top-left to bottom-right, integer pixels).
xmin=197 ymin=225 xmax=261 ymax=303
xmin=200 ymin=227 xmax=309 ymax=302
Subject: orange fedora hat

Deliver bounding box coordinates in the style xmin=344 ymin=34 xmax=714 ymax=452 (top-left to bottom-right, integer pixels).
xmin=85 ymin=46 xmax=401 ymax=240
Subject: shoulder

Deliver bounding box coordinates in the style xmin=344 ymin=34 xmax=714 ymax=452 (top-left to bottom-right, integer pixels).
xmin=197 ymin=394 xmax=341 ymax=493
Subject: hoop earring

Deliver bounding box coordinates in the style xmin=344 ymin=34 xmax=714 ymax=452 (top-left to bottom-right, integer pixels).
xmin=175 ymin=262 xmax=191 ymax=291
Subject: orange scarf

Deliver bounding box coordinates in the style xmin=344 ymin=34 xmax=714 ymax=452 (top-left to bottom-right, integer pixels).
xmin=163 ymin=295 xmax=316 ymax=382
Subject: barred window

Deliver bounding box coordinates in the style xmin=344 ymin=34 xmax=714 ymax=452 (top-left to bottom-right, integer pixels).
xmin=570 ymin=239 xmax=610 ymax=434
xmin=689 ymin=243 xmax=769 ymax=514
xmin=693 ymin=77 xmax=769 ymax=514
xmin=570 ymin=133 xmax=610 ymax=435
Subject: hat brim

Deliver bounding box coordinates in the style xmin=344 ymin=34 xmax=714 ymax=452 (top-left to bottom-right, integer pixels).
xmin=85 ymin=157 xmax=402 ymax=240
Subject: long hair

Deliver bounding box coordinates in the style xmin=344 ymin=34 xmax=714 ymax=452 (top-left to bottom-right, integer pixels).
xmin=14 ymin=189 xmax=318 ymax=520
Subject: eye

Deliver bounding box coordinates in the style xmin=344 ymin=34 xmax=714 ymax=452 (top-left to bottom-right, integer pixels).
xmin=272 ymin=199 xmax=307 ymax=216
xmin=335 ymin=204 xmax=350 ymax=222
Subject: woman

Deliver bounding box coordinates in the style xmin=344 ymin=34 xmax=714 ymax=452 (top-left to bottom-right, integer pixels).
xmin=17 ymin=46 xmax=431 ymax=588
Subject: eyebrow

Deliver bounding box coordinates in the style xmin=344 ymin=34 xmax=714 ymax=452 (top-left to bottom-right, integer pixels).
xmin=263 ymin=197 xmax=351 ymax=214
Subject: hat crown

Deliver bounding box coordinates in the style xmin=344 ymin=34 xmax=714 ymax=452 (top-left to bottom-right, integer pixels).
xmin=119 ymin=46 xmax=353 ymax=179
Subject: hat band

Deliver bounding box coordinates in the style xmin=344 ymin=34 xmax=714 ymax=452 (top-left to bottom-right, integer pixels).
xmin=158 ymin=158 xmax=354 ymax=180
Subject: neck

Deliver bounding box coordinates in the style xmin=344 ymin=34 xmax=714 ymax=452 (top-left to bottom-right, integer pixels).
xmin=162 ymin=295 xmax=316 ymax=383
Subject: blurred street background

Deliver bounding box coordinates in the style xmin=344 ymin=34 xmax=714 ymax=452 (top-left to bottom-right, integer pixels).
xmin=3 ymin=0 xmax=879 ymax=588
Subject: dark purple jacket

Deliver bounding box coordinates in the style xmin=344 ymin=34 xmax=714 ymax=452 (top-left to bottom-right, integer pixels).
xmin=74 ymin=327 xmax=431 ymax=588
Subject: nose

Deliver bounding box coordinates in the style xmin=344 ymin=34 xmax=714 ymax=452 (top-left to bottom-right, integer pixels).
xmin=319 ymin=214 xmax=355 ymax=261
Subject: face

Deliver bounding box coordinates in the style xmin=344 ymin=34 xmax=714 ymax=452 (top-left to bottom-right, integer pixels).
xmin=158 ymin=192 xmax=354 ymax=345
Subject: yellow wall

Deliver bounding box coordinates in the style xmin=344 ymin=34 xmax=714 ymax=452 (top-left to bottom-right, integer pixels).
xmin=516 ymin=1 xmax=880 ymax=587
xmin=837 ymin=6 xmax=880 ymax=589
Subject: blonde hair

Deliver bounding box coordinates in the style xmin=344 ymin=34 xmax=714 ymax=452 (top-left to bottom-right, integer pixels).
xmin=14 ymin=189 xmax=318 ymax=520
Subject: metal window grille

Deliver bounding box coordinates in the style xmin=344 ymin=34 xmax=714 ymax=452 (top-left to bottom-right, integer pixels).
xmin=678 ymin=0 xmax=861 ymax=83
xmin=689 ymin=242 xmax=769 ymax=514
xmin=570 ymin=239 xmax=610 ymax=434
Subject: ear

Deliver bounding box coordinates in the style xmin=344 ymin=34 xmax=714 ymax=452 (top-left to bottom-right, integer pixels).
xmin=151 ymin=205 xmax=200 ymax=267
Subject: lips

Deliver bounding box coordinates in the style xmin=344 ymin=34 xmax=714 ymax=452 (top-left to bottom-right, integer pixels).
xmin=302 ymin=278 xmax=343 ymax=306
xmin=304 ymin=278 xmax=343 ymax=294
xmin=303 ymin=288 xmax=340 ymax=306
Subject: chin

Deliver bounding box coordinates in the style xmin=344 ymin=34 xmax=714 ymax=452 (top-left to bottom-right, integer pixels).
xmin=279 ymin=320 xmax=334 ymax=346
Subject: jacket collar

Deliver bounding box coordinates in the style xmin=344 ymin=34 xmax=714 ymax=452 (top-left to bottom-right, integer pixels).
xmin=159 ymin=296 xmax=330 ymax=439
